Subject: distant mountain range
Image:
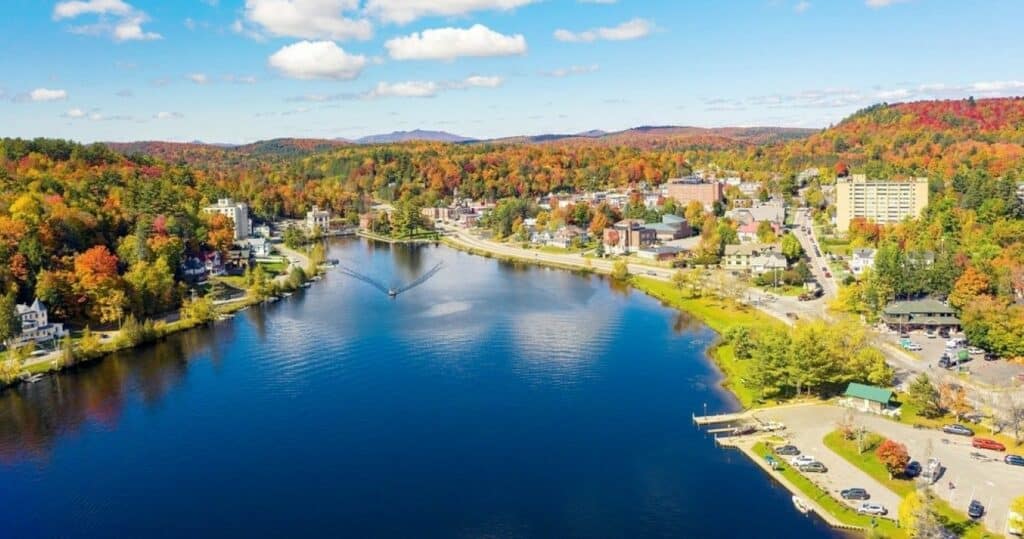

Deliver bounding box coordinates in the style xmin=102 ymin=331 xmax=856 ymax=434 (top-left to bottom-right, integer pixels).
xmin=351 ymin=130 xmax=477 ymax=144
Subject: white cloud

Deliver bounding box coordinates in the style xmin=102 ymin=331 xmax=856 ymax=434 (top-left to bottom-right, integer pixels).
xmin=969 ymin=80 xmax=1024 ymax=92
xmin=224 ymin=74 xmax=258 ymax=84
xmin=866 ymin=0 xmax=910 ymax=6
xmin=578 ymin=0 xmax=617 ymax=3
xmin=365 ymin=0 xmax=537 ymax=25
xmin=243 ymin=0 xmax=372 ymax=41
xmin=54 ymin=0 xmax=161 ymax=41
xmin=385 ymin=24 xmax=527 ymax=61
xmin=367 ymin=81 xmax=440 ymax=98
xmin=268 ymin=40 xmax=367 ymax=80
xmin=64 ymin=108 xmax=86 ymax=118
xmin=30 ymin=88 xmax=68 ymax=102
xmin=187 ymin=73 xmax=210 ymax=84
xmin=541 ymin=64 xmax=599 ymax=77
xmin=154 ymin=111 xmax=183 ymax=120
xmin=794 ymin=1 xmax=811 ymax=13
xmin=553 ymin=18 xmax=652 ymax=43
xmin=461 ymin=75 xmax=503 ymax=88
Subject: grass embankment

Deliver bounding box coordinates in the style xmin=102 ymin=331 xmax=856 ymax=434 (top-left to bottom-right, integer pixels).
xmin=823 ymin=430 xmax=1002 ymax=539
xmin=630 ymin=276 xmax=786 ymax=408
xmin=358 ymin=229 xmax=439 ymax=243
xmin=751 ymin=442 xmax=903 ymax=537
xmin=440 ymin=237 xmax=597 ymax=275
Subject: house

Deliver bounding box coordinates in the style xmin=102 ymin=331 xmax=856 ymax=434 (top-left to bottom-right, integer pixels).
xmin=548 ymin=226 xmax=587 ymax=249
xmin=359 ymin=213 xmax=375 ymax=231
xmin=841 ymin=383 xmax=895 ymax=415
xmin=12 ymin=300 xmax=66 ymax=348
xmin=637 ymin=245 xmax=682 ymax=261
xmin=737 ymin=221 xmax=782 ymax=243
xmin=247 ymin=237 xmax=272 ymax=258
xmin=850 ymin=248 xmax=876 ymax=276
xmin=203 ymin=198 xmax=252 ymax=240
xmin=726 ymin=202 xmax=785 ymax=226
xmin=882 ymin=299 xmax=960 ymax=332
xmin=181 ymin=257 xmax=207 ymax=280
xmin=722 ymin=244 xmax=785 ymax=274
xmin=306 ymin=205 xmax=331 ymax=233
xmin=603 ymin=219 xmax=656 ymax=255
xmin=203 ymin=251 xmax=224 ymax=276
xmin=254 ymin=224 xmax=272 ymax=239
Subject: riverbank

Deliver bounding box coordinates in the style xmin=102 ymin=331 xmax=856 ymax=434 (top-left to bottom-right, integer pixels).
xmin=358 ymin=230 xmax=440 ymax=244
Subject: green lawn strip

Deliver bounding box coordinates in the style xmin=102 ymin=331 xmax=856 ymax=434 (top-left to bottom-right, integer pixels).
xmin=751 ymin=442 xmax=903 ymax=537
xmin=892 ymin=396 xmax=1023 ymax=450
xmin=257 ymin=260 xmax=288 ymax=276
xmin=823 ymin=431 xmax=1001 ymax=539
xmin=631 ymin=276 xmax=787 ymax=408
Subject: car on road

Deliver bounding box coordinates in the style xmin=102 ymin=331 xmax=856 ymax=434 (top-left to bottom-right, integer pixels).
xmin=774 ymin=445 xmax=800 ymax=456
xmin=1005 ymin=455 xmax=1024 ymax=467
xmin=968 ymin=500 xmax=985 ymax=519
xmin=970 ymin=452 xmax=993 ymax=462
xmin=841 ymin=488 xmax=870 ymax=500
xmin=904 ymin=342 xmax=923 ymax=351
xmin=904 ymin=461 xmax=922 ymax=477
xmin=798 ymin=462 xmax=828 ymax=473
xmin=938 ymin=357 xmax=953 ymax=369
xmin=968 ymin=347 xmax=984 ymax=355
xmin=943 ymin=424 xmax=975 ymax=437
xmin=857 ymin=503 xmax=887 ymax=516
xmin=972 ymin=438 xmax=1006 ymax=452
xmin=790 ymin=455 xmax=816 ymax=466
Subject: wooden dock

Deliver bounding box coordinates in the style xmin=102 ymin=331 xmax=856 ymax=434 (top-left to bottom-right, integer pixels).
xmin=692 ymin=410 xmax=754 ymax=426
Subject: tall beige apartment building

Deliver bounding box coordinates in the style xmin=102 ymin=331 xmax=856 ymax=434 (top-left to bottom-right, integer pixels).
xmin=835 ymin=174 xmax=929 ymax=232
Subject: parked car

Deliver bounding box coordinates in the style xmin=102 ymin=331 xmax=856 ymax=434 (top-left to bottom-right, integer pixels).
xmin=841 ymin=488 xmax=871 ymax=500
xmin=799 ymin=462 xmax=828 ymax=473
xmin=970 ymin=452 xmax=993 ymax=462
xmin=857 ymin=503 xmax=888 ymax=516
xmin=925 ymin=329 xmax=937 ymax=338
xmin=943 ymin=424 xmax=975 ymax=437
xmin=904 ymin=461 xmax=922 ymax=478
xmin=790 ymin=455 xmax=816 ymax=466
xmin=774 ymin=445 xmax=800 ymax=456
xmin=968 ymin=347 xmax=984 ymax=355
xmin=905 ymin=343 xmax=923 ymax=351
xmin=968 ymin=500 xmax=985 ymax=519
xmin=1005 ymin=455 xmax=1024 ymax=467
xmin=973 ymin=438 xmax=1007 ymax=452
xmin=938 ymin=357 xmax=953 ymax=369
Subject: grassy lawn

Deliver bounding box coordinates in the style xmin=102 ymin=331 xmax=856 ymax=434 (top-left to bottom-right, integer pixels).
xmin=752 ymin=442 xmax=903 ymax=537
xmin=823 ymin=430 xmax=1002 ymax=539
xmin=631 ymin=276 xmax=787 ymax=408
xmin=757 ymin=284 xmax=805 ymax=297
xmin=257 ymin=260 xmax=288 ymax=276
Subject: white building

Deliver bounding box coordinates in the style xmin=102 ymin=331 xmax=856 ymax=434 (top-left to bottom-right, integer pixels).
xmin=13 ymin=299 xmax=66 ymax=348
xmin=850 ymin=248 xmax=876 ymax=276
xmin=247 ymin=237 xmax=272 ymax=258
xmin=203 ymin=198 xmax=251 ymax=240
xmin=306 ymin=205 xmax=331 ymax=233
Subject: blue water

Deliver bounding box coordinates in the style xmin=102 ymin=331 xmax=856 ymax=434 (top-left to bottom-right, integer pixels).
xmin=0 ymin=239 xmax=837 ymax=538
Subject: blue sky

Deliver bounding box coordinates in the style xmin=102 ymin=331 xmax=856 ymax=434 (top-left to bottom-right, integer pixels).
xmin=2 ymin=0 xmax=1023 ymax=143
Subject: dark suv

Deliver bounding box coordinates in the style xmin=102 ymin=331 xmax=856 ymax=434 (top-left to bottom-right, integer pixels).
xmin=968 ymin=500 xmax=985 ymax=519
xmin=841 ymin=488 xmax=870 ymax=500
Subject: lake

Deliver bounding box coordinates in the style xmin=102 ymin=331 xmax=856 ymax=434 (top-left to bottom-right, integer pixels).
xmin=0 ymin=239 xmax=838 ymax=538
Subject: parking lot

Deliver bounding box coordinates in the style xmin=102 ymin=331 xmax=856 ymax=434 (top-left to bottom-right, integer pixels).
xmin=882 ymin=329 xmax=1024 ymax=388
xmin=758 ymin=404 xmax=1024 ymax=535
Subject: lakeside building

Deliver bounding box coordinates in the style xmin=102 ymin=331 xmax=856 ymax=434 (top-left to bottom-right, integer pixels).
xmin=882 ymin=298 xmax=960 ymax=332
xmin=246 ymin=237 xmax=272 ymax=258
xmin=665 ymin=178 xmax=724 ymax=211
xmin=850 ymin=248 xmax=877 ymax=276
xmin=834 ymin=174 xmax=929 ymax=233
xmin=637 ymin=245 xmax=682 ymax=262
xmin=306 ymin=206 xmax=331 ymax=233
xmin=548 ymin=226 xmax=588 ymax=249
xmin=603 ymin=219 xmax=656 ymax=255
xmin=203 ymin=198 xmax=252 ymax=240
xmin=840 ymin=383 xmax=895 ymax=415
xmin=12 ymin=300 xmax=66 ymax=348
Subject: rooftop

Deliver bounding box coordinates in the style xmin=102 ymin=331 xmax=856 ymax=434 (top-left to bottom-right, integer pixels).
xmin=844 ymin=383 xmax=893 ymax=405
xmin=883 ymin=298 xmax=955 ymax=316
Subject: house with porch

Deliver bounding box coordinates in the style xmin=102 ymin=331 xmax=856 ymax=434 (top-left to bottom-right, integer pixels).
xmin=12 ymin=300 xmax=66 ymax=348
xmin=882 ymin=298 xmax=960 ymax=332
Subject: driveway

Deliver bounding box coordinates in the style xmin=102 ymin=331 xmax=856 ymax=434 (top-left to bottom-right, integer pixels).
xmin=760 ymin=404 xmax=1024 ymax=535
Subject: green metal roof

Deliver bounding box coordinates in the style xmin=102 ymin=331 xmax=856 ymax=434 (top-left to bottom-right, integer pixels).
xmin=883 ymin=299 xmax=956 ymax=316
xmin=843 ymin=383 xmax=894 ymax=404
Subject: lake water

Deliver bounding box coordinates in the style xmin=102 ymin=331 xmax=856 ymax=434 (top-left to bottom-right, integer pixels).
xmin=0 ymin=239 xmax=838 ymax=538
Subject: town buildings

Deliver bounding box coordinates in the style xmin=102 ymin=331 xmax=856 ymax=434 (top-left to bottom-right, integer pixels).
xmin=722 ymin=244 xmax=787 ymax=275
xmin=665 ymin=177 xmax=724 ymax=211
xmin=882 ymin=299 xmax=960 ymax=332
xmin=12 ymin=300 xmax=66 ymax=347
xmin=850 ymin=248 xmax=877 ymax=276
xmin=834 ymin=175 xmax=929 ymax=233
xmin=203 ymin=198 xmax=252 ymax=240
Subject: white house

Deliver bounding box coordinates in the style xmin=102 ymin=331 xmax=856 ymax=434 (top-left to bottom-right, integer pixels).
xmin=12 ymin=299 xmax=66 ymax=347
xmin=850 ymin=248 xmax=877 ymax=276
xmin=305 ymin=205 xmax=331 ymax=233
xmin=247 ymin=237 xmax=272 ymax=258
xmin=203 ymin=198 xmax=252 ymax=240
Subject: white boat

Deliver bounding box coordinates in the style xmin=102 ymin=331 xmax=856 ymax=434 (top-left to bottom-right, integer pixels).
xmin=282 ymin=292 xmax=293 ymax=298
xmin=792 ymin=496 xmax=812 ymax=515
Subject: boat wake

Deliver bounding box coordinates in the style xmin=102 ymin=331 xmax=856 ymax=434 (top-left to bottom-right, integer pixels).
xmin=338 ymin=262 xmax=444 ymax=298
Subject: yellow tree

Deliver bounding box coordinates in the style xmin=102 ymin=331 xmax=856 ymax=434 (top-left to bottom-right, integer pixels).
xmin=949 ymin=266 xmax=991 ymax=310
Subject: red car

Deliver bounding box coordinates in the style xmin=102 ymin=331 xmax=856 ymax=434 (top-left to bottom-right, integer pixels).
xmin=972 ymin=438 xmax=1006 ymax=452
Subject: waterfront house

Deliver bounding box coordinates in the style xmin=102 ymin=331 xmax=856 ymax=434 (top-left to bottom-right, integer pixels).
xmin=306 ymin=205 xmax=331 ymax=233
xmin=247 ymin=237 xmax=272 ymax=258
xmin=548 ymin=226 xmax=587 ymax=249
xmin=12 ymin=299 xmax=66 ymax=348
xmin=850 ymin=248 xmax=876 ymax=276
xmin=882 ymin=298 xmax=960 ymax=332
xmin=358 ymin=213 xmax=375 ymax=231
xmin=841 ymin=383 xmax=895 ymax=415
xmin=722 ymin=244 xmax=785 ymax=274
xmin=203 ymin=251 xmax=224 ymax=276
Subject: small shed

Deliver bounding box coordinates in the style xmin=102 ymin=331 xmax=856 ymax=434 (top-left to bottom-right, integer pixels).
xmin=842 ymin=383 xmax=894 ymax=414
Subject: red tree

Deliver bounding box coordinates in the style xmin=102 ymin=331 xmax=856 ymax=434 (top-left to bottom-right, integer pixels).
xmin=875 ymin=439 xmax=910 ymax=478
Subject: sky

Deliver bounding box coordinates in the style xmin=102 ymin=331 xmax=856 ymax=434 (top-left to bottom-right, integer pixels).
xmin=2 ymin=0 xmax=1023 ymax=144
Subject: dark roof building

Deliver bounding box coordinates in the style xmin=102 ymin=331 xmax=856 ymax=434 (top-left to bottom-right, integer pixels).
xmin=882 ymin=298 xmax=960 ymax=330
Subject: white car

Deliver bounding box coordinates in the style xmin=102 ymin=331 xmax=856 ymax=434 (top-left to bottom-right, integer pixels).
xmin=905 ymin=343 xmax=923 ymax=351
xmin=791 ymin=455 xmax=816 ymax=466
xmin=858 ymin=503 xmax=888 ymax=516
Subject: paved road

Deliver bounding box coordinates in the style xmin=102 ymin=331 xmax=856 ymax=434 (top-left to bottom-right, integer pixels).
xmin=792 ymin=208 xmax=838 ymax=299
xmin=761 ymin=404 xmax=1024 ymax=535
